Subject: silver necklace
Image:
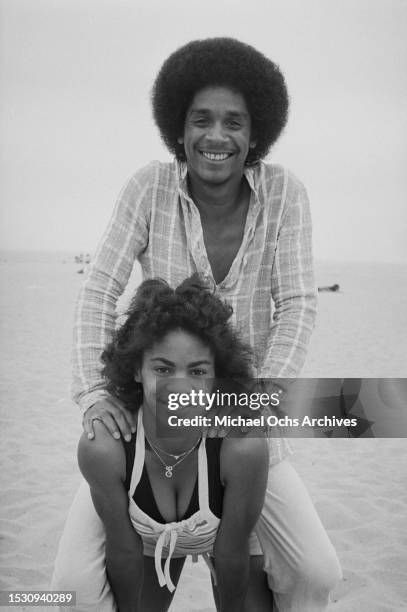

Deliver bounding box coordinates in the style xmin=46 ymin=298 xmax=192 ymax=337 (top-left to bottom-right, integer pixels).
xmin=145 ymin=435 xmax=200 ymax=478
xmin=148 ymin=440 xmax=193 ymax=461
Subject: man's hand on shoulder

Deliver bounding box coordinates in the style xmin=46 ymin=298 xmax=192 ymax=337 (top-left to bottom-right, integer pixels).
xmin=82 ymin=397 xmax=137 ymax=443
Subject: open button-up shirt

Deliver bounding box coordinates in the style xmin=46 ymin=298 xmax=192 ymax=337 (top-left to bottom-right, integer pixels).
xmin=72 ymin=160 xmax=317 ymax=464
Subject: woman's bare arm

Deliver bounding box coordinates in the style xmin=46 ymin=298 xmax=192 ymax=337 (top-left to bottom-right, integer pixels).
xmin=214 ymin=435 xmax=269 ymax=612
xmin=78 ymin=422 xmax=143 ymax=612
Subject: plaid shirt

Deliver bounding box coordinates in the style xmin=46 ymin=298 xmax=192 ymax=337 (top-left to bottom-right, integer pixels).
xmin=72 ymin=160 xmax=317 ymax=464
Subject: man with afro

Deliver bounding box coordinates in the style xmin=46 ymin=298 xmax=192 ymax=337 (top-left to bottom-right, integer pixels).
xmin=67 ymin=38 xmax=341 ymax=610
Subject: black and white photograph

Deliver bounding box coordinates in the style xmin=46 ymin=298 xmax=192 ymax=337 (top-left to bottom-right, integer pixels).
xmin=1 ymin=1 xmax=406 ymax=611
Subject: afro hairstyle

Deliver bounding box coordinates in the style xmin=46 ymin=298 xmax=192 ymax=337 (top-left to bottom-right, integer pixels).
xmin=151 ymin=37 xmax=289 ymax=164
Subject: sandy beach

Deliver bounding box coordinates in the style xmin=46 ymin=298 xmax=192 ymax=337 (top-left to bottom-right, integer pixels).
xmin=0 ymin=254 xmax=406 ymax=611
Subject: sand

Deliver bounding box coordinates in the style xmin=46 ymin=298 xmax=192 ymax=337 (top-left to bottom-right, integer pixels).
xmin=0 ymin=254 xmax=406 ymax=611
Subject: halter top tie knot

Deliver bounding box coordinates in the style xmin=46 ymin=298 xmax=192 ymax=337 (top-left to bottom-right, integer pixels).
xmin=127 ymin=409 xmax=221 ymax=591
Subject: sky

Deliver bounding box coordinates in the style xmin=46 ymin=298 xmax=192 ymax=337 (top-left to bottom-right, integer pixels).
xmin=1 ymin=0 xmax=406 ymax=262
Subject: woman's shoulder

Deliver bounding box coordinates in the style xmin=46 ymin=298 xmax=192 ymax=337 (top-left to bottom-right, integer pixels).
xmin=221 ymin=435 xmax=268 ymax=458
xmin=220 ymin=435 xmax=269 ymax=483
xmin=77 ymin=421 xmax=126 ymax=485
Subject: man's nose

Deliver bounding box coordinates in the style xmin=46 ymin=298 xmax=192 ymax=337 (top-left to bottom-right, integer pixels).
xmin=206 ymin=122 xmax=227 ymax=142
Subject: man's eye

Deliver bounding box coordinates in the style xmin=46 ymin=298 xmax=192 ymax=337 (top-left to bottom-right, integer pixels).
xmin=227 ymin=121 xmax=241 ymax=128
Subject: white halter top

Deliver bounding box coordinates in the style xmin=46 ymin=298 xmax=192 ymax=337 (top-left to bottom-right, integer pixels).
xmin=128 ymin=409 xmax=220 ymax=591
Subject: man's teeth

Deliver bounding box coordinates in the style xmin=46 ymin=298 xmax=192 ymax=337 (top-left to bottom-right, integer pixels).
xmin=201 ymin=152 xmax=231 ymax=161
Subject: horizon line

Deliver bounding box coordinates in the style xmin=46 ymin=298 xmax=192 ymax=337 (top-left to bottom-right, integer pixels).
xmin=0 ymin=248 xmax=405 ymax=267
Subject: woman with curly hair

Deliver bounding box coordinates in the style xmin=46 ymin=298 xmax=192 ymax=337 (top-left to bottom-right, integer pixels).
xmin=57 ymin=277 xmax=271 ymax=611
xmin=60 ymin=37 xmax=341 ymax=610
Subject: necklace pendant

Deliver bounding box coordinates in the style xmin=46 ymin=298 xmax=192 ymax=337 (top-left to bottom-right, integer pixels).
xmin=165 ymin=466 xmax=173 ymax=478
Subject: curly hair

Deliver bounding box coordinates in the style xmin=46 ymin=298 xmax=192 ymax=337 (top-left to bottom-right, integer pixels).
xmin=101 ymin=275 xmax=253 ymax=410
xmin=151 ymin=37 xmax=289 ymax=164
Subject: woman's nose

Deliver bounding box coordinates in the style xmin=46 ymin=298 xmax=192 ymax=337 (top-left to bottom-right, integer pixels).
xmin=157 ymin=378 xmax=212 ymax=405
xmin=162 ymin=378 xmax=195 ymax=395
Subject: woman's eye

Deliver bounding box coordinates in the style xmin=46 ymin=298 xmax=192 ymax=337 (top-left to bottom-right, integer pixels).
xmin=154 ymin=367 xmax=170 ymax=375
xmin=227 ymin=121 xmax=241 ymax=129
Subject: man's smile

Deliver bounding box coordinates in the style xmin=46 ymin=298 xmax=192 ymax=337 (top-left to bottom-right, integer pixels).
xmin=199 ymin=151 xmax=234 ymax=162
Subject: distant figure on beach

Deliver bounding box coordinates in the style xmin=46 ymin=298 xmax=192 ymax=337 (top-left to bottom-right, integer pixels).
xmin=318 ymin=284 xmax=340 ymax=292
xmin=76 ymin=253 xmax=91 ymax=274
xmin=54 ymin=277 xmax=272 ymax=610
xmin=65 ymin=37 xmax=341 ymax=610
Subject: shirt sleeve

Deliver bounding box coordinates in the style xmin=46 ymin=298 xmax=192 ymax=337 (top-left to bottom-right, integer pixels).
xmin=71 ymin=163 xmax=155 ymax=413
xmin=258 ymin=172 xmax=317 ymax=379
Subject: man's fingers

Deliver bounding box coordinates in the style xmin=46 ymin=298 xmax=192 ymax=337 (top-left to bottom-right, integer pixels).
xmin=82 ymin=399 xmax=138 ymax=440
xmin=104 ymin=400 xmax=137 ymax=435
xmin=92 ymin=413 xmax=121 ymax=439
xmin=111 ymin=409 xmax=134 ymax=442
xmin=205 ymin=426 xmax=228 ymax=438
xmin=82 ymin=415 xmax=95 ymax=440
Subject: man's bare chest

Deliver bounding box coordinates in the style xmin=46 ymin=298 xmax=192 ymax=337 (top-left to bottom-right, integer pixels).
xmin=201 ymin=218 xmax=246 ymax=284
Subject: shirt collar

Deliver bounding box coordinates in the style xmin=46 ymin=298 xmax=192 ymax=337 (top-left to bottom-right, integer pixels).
xmin=175 ymin=159 xmax=261 ymax=203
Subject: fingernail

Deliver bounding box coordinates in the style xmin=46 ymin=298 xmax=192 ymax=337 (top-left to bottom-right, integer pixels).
xmin=87 ymin=433 xmax=94 ymax=439
xmin=125 ymin=434 xmax=131 ymax=442
xmin=131 ymin=427 xmax=136 ymax=433
xmin=113 ymin=432 xmax=120 ymax=440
